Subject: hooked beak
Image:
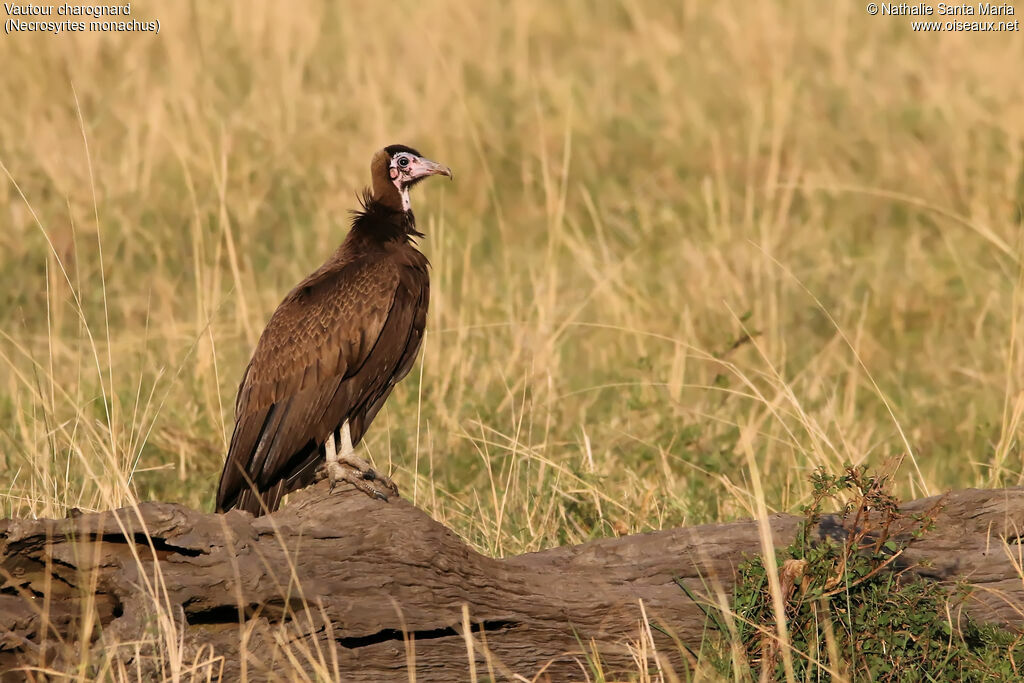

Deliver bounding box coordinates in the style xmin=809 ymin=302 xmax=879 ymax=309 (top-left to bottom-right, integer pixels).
xmin=408 ymin=156 xmax=453 ymax=182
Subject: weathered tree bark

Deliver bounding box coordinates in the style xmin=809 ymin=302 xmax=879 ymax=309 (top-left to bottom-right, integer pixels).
xmin=1 ymin=483 xmax=1022 ymax=681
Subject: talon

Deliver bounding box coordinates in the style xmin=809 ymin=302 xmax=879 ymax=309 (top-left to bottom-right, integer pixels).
xmin=324 ymin=462 xmax=396 ymax=502
xmin=322 ymin=425 xmax=399 ymax=502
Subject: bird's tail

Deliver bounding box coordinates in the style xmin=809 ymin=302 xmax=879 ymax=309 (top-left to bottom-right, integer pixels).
xmin=216 ymin=476 xmax=284 ymax=517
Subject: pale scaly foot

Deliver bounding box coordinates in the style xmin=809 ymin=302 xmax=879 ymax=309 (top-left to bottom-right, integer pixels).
xmin=324 ymin=422 xmax=398 ymax=500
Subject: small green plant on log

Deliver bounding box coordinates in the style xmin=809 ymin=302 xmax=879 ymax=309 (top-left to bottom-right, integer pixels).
xmin=692 ymin=465 xmax=1023 ymax=681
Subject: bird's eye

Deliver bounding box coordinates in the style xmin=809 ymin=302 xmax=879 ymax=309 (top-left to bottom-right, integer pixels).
xmin=398 ymin=156 xmax=410 ymax=168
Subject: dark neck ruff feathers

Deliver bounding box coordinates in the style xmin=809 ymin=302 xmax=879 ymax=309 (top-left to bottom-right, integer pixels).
xmin=350 ymin=189 xmax=423 ymax=243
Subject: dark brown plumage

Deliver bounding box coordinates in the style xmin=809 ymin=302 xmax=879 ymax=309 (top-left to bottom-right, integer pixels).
xmin=216 ymin=145 xmax=451 ymax=516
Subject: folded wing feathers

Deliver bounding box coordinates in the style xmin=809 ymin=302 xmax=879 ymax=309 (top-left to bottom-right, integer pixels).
xmin=216 ymin=258 xmax=406 ymax=512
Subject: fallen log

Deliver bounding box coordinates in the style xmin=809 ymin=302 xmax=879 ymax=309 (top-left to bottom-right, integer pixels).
xmin=1 ymin=483 xmax=1022 ymax=681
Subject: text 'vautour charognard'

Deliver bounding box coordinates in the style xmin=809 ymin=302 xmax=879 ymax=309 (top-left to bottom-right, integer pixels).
xmin=3 ymin=3 xmax=159 ymax=35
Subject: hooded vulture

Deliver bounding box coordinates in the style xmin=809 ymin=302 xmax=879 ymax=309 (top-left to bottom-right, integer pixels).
xmin=215 ymin=145 xmax=451 ymax=516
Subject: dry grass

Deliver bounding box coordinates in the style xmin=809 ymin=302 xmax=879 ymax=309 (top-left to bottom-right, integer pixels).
xmin=1 ymin=0 xmax=1023 ymax=679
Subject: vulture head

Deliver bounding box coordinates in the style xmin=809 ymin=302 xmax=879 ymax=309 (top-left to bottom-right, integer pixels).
xmin=370 ymin=144 xmax=452 ymax=213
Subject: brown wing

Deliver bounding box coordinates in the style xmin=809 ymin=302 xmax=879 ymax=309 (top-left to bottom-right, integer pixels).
xmin=344 ymin=265 xmax=429 ymax=449
xmin=216 ymin=255 xmax=426 ymax=515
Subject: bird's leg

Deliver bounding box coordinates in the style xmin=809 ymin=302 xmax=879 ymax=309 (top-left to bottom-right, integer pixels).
xmin=313 ymin=431 xmax=339 ymax=483
xmin=335 ymin=423 xmax=375 ymax=478
xmin=326 ymin=421 xmax=399 ymax=500
xmin=324 ymin=430 xmax=338 ymax=470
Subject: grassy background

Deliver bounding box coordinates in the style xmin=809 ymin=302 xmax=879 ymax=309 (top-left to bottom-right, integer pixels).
xmin=1 ymin=0 xmax=1023 ymax=631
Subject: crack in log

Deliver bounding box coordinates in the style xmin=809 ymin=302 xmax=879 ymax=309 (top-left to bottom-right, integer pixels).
xmin=185 ymin=604 xmax=255 ymax=626
xmin=1 ymin=554 xmax=78 ymax=595
xmin=95 ymin=533 xmax=204 ymax=558
xmin=4 ymin=532 xmax=205 ymax=560
xmin=337 ymin=620 xmax=519 ymax=649
xmin=42 ymin=556 xmax=82 ymax=590
xmin=183 ymin=599 xmax=310 ymax=626
xmin=0 ymin=583 xmax=43 ymax=598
